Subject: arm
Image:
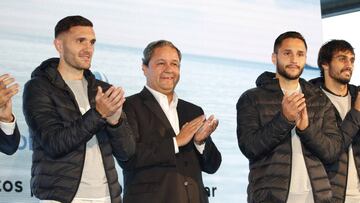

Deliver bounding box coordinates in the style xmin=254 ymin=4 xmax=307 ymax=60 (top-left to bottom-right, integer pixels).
xmin=23 ymin=80 xmax=106 ymax=159
xmin=340 ymin=108 xmax=360 ymax=149
xmin=119 ymin=102 xmax=176 ymax=170
xmin=296 ymin=100 xmax=342 ymax=164
xmin=236 ymin=93 xmax=295 ymax=161
xmin=107 ymin=112 xmax=136 ymax=161
xmin=341 ymin=92 xmax=360 ymax=149
xmin=198 ymin=136 xmax=221 ymax=174
xmin=0 ymin=124 xmax=20 ymax=155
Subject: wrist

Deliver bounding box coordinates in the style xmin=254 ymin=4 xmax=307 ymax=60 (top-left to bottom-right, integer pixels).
xmin=194 ymin=139 xmax=205 ymax=145
xmin=0 ymin=114 xmax=14 ymax=123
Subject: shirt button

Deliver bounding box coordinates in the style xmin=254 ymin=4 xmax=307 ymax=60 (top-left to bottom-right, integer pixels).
xmin=184 ymin=181 xmax=188 ymax=186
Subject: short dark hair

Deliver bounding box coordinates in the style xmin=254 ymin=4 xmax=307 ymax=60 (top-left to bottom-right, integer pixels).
xmin=142 ymin=40 xmax=182 ymax=66
xmin=317 ymin=39 xmax=355 ymax=77
xmin=54 ymin=15 xmax=93 ymax=38
xmin=273 ymin=31 xmax=307 ymax=53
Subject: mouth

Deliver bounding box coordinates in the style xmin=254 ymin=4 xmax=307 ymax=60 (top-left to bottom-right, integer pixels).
xmin=161 ymin=76 xmax=174 ymax=80
xmin=286 ymin=65 xmax=300 ymax=69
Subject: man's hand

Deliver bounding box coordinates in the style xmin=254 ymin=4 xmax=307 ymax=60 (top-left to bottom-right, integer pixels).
xmin=176 ymin=115 xmax=205 ymax=147
xmin=282 ymin=92 xmax=306 ymax=122
xmin=194 ymin=115 xmax=218 ymax=145
xmin=0 ymin=74 xmax=19 ymax=122
xmin=95 ymin=86 xmax=125 ymax=125
xmin=295 ymin=104 xmax=309 ymax=130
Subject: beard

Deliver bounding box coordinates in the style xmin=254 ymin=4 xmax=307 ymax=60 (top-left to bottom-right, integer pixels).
xmin=276 ymin=64 xmax=304 ymax=80
xmin=329 ymin=68 xmax=351 ymax=85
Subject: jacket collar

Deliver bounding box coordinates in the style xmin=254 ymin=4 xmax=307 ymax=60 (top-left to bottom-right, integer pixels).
xmin=309 ymin=76 xmax=359 ymax=106
xmin=139 ymin=87 xmax=176 ymax=137
xmin=31 ymin=58 xmax=96 ymax=90
xmin=256 ymin=71 xmax=316 ymax=97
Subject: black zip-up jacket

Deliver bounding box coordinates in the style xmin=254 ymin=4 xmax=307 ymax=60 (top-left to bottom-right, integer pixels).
xmin=310 ymin=77 xmax=360 ymax=203
xmin=23 ymin=58 xmax=135 ymax=203
xmin=236 ymin=71 xmax=342 ymax=203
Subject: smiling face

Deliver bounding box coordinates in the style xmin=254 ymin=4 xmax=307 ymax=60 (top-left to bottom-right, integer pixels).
xmin=324 ymin=50 xmax=355 ymax=85
xmin=272 ymin=38 xmax=307 ymax=80
xmin=143 ymin=45 xmax=180 ymax=98
xmin=54 ymin=26 xmax=96 ymax=71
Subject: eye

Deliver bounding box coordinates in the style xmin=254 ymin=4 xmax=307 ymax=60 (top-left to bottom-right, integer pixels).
xmin=157 ymin=62 xmax=165 ymax=66
xmin=171 ymin=62 xmax=179 ymax=67
xmin=77 ymin=38 xmax=85 ymax=43
xmin=297 ymin=52 xmax=305 ymax=57
xmin=283 ymin=51 xmax=290 ymax=56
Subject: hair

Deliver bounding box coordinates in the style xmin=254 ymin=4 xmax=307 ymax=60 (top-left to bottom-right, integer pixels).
xmin=317 ymin=39 xmax=355 ymax=77
xmin=54 ymin=15 xmax=93 ymax=38
xmin=273 ymin=31 xmax=307 ymax=54
xmin=142 ymin=40 xmax=182 ymax=66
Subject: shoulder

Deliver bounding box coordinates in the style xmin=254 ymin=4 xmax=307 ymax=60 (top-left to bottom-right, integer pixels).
xmin=178 ymin=99 xmax=203 ymax=113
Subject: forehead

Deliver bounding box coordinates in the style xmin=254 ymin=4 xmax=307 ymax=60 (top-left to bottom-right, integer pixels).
xmin=151 ymin=46 xmax=179 ymax=60
xmin=278 ymin=38 xmax=306 ymax=52
xmin=333 ymin=50 xmax=355 ymax=57
xmin=65 ymin=26 xmax=95 ymax=37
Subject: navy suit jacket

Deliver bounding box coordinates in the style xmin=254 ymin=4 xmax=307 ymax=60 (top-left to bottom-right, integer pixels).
xmin=0 ymin=123 xmax=20 ymax=155
xmin=119 ymin=87 xmax=221 ymax=203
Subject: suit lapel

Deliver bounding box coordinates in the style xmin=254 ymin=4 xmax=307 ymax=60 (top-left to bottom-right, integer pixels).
xmin=140 ymin=87 xmax=176 ymax=137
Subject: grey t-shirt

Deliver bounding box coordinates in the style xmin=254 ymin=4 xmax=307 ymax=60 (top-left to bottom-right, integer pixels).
xmin=65 ymin=78 xmax=109 ymax=199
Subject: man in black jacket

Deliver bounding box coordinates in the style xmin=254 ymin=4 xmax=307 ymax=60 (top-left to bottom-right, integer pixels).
xmin=237 ymin=31 xmax=342 ymax=203
xmin=310 ymin=40 xmax=360 ymax=203
xmin=0 ymin=73 xmax=20 ymax=155
xmin=119 ymin=40 xmax=221 ymax=203
xmin=23 ymin=16 xmax=135 ymax=203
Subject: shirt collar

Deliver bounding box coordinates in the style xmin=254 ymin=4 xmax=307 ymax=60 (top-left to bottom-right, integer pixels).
xmin=145 ymin=85 xmax=178 ymax=109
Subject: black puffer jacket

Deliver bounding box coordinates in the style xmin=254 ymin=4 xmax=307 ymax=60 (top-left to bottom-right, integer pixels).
xmin=310 ymin=77 xmax=360 ymax=203
xmin=23 ymin=58 xmax=135 ymax=203
xmin=237 ymin=71 xmax=342 ymax=203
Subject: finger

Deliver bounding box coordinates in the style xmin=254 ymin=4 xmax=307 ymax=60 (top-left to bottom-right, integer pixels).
xmin=297 ymin=102 xmax=306 ymax=112
xmin=0 ymin=74 xmax=10 ymax=82
xmin=2 ymin=77 xmax=16 ymax=86
xmin=288 ymin=93 xmax=304 ymax=103
xmin=95 ymin=86 xmax=103 ymax=101
xmin=104 ymin=86 xmax=115 ymax=98
xmin=294 ymin=97 xmax=306 ymax=108
xmin=108 ymin=87 xmax=122 ymax=103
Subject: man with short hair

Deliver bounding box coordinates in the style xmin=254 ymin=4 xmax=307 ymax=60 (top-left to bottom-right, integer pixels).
xmin=0 ymin=73 xmax=20 ymax=155
xmin=237 ymin=31 xmax=342 ymax=203
xmin=23 ymin=15 xmax=135 ymax=203
xmin=310 ymin=39 xmax=360 ymax=203
xmin=119 ymin=40 xmax=222 ymax=203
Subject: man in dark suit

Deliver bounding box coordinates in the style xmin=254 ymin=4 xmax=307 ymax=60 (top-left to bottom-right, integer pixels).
xmin=119 ymin=40 xmax=222 ymax=203
xmin=0 ymin=73 xmax=20 ymax=155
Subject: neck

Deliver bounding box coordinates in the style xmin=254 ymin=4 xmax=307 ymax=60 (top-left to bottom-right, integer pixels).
xmin=324 ymin=77 xmax=348 ymax=96
xmin=166 ymin=93 xmax=174 ymax=104
xmin=276 ymin=74 xmax=299 ymax=91
xmin=57 ymin=59 xmax=84 ymax=80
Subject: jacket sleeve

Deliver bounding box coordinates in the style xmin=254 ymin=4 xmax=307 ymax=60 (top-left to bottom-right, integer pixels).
xmin=236 ymin=92 xmax=295 ymax=161
xmin=106 ymin=112 xmax=136 ymax=162
xmin=119 ymin=102 xmax=176 ymax=170
xmin=341 ymin=108 xmax=360 ymax=149
xmin=23 ymin=80 xmax=107 ymax=159
xmin=296 ymin=99 xmax=343 ymax=164
xmin=198 ymin=136 xmax=221 ymax=174
xmin=0 ymin=124 xmax=20 ymax=155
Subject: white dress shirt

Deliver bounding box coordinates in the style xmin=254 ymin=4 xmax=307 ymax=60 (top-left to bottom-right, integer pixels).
xmin=145 ymin=86 xmax=205 ymax=154
xmin=0 ymin=115 xmax=16 ymax=135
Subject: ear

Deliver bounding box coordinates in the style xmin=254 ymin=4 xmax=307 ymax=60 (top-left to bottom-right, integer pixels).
xmin=142 ymin=64 xmax=148 ymax=76
xmin=271 ymin=53 xmax=277 ymax=65
xmin=322 ymin=63 xmax=330 ymax=72
xmin=53 ymin=38 xmax=63 ymax=54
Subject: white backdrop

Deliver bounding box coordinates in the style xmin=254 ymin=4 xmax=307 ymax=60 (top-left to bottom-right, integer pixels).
xmin=0 ymin=0 xmax=325 ymax=202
